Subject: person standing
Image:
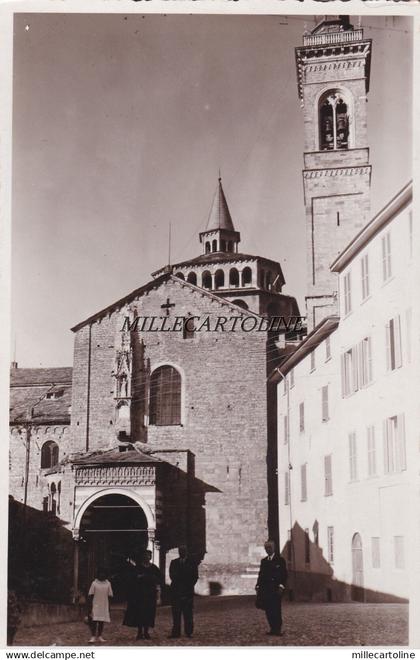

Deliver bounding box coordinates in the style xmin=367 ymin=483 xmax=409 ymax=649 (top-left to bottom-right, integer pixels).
xmin=256 ymin=540 xmax=287 ymax=636
xmin=123 ymin=549 xmax=163 ymax=640
xmin=88 ymin=568 xmax=113 ymax=643
xmin=168 ymin=546 xmax=198 ymax=639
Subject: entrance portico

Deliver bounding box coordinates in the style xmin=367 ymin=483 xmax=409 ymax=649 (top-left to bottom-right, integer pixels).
xmin=71 ymin=450 xmax=161 ymax=598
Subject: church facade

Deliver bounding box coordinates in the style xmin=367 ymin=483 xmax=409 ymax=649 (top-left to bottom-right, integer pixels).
xmin=9 ymin=177 xmax=299 ymax=598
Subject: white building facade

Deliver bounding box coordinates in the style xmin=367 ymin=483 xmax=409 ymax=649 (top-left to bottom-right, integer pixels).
xmin=274 ymin=182 xmax=414 ymax=603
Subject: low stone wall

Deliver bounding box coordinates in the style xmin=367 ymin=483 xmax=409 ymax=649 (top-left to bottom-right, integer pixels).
xmin=21 ymin=603 xmax=80 ymax=628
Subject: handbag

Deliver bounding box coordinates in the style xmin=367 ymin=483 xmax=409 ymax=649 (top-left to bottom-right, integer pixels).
xmin=255 ymin=590 xmax=265 ymax=610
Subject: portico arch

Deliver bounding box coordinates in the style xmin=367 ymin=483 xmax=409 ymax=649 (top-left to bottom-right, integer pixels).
xmin=73 ymin=489 xmax=156 ymax=601
xmin=74 ymin=487 xmax=155 ymax=533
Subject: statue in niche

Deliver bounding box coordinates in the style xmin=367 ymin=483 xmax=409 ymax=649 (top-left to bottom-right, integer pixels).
xmin=113 ymin=324 xmax=132 ymax=400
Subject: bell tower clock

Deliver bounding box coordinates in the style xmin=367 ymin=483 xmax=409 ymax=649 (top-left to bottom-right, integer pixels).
xmin=296 ymin=16 xmax=372 ymax=328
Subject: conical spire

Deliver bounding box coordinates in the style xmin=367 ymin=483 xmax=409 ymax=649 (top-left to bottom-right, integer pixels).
xmin=205 ymin=178 xmax=235 ymax=232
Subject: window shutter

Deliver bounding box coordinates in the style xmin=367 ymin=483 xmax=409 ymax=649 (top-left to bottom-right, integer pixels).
xmin=394 ymin=316 xmax=402 ymax=369
xmin=367 ymin=337 xmax=373 ymax=383
xmin=341 ymin=353 xmax=346 ymax=397
xmin=322 ymin=386 xmax=329 ymax=421
xmin=385 ymin=323 xmax=391 ymax=371
xmin=398 ymin=414 xmax=406 ymax=471
xmin=352 ymin=346 xmax=359 ymax=392
xmin=383 ymin=419 xmax=390 ymax=474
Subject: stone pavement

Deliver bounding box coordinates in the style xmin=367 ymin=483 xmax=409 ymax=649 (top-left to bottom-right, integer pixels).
xmin=14 ymin=596 xmax=408 ymax=647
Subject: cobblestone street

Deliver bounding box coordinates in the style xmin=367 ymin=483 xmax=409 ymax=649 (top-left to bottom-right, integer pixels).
xmin=15 ymin=596 xmax=408 ymax=647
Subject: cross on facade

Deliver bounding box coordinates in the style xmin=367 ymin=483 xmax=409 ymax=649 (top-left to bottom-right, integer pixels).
xmin=161 ymin=297 xmax=176 ymax=316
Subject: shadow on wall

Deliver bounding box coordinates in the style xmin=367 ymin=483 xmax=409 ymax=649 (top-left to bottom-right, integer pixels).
xmin=157 ymin=453 xmax=221 ymax=599
xmin=281 ymin=521 xmax=408 ymax=604
xmin=8 ymin=496 xmax=74 ymax=604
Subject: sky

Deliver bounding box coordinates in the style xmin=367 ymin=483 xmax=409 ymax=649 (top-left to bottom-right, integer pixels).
xmin=11 ymin=13 xmax=413 ymax=367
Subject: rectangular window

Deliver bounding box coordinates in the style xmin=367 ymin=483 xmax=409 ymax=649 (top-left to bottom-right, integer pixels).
xmin=284 ymin=471 xmax=290 ymax=505
xmin=290 ymin=369 xmax=295 ymax=389
xmin=384 ymin=414 xmax=406 ymax=474
xmin=359 ymin=336 xmax=373 ymax=387
xmin=382 ymin=232 xmax=392 ymax=282
xmin=299 ymin=402 xmax=305 ymax=433
xmin=367 ymin=425 xmax=376 ymax=477
xmin=310 ymin=350 xmax=316 ymax=372
xmin=301 ymin=464 xmax=307 ymax=502
xmin=361 ymin=253 xmax=370 ymax=300
xmin=324 ymin=455 xmax=333 ymax=496
xmin=283 ymin=378 xmax=287 ymax=396
xmin=304 ymin=528 xmax=310 ymax=564
xmin=327 ymin=526 xmax=334 ymax=564
xmin=325 ymin=336 xmax=331 ymax=361
xmin=386 ymin=316 xmax=402 ymax=371
xmin=343 ymin=271 xmax=352 ymax=315
xmin=371 ymin=537 xmax=381 ymax=569
xmin=341 ymin=347 xmax=359 ymax=397
xmin=394 ymin=536 xmax=405 ymax=570
xmin=348 ymin=432 xmax=358 ymax=481
xmin=284 ymin=415 xmax=288 ymax=445
xmin=321 ymin=385 xmax=329 ymax=422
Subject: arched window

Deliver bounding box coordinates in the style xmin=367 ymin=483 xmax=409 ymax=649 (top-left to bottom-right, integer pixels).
xmin=242 ymin=267 xmax=252 ymax=287
xmin=175 ymin=272 xmax=185 ymax=280
xmin=220 ymin=240 xmax=226 ymax=252
xmin=227 ymin=241 xmax=233 ymax=253
xmin=215 ymin=269 xmax=225 ymax=289
xmin=229 ymin=268 xmax=239 ymax=287
xmin=149 ymin=366 xmax=181 ymax=426
xmin=205 ymin=242 xmax=211 ymax=254
xmin=202 ymin=271 xmax=212 ymax=289
xmin=183 ymin=315 xmax=195 ymax=340
xmin=319 ymin=91 xmax=350 ymax=151
xmin=212 ymin=239 xmax=217 ymax=252
xmin=187 ymin=272 xmax=197 ymax=285
xmin=232 ymin=299 xmax=248 ymax=310
xmin=41 ymin=441 xmax=59 ymax=469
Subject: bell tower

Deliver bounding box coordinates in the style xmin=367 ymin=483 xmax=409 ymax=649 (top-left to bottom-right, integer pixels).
xmin=296 ymin=16 xmax=372 ymax=328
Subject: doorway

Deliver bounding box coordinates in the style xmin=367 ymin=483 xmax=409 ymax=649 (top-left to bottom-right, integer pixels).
xmin=78 ymin=493 xmax=149 ymax=601
xmin=351 ymin=532 xmax=365 ymax=602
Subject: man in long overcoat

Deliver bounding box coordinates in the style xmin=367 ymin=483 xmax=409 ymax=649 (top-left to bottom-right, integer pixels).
xmin=256 ymin=540 xmax=288 ymax=636
xmin=168 ymin=546 xmax=199 ymax=638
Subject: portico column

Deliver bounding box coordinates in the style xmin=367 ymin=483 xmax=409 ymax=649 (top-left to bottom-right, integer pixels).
xmin=73 ymin=540 xmax=80 ymax=603
xmin=148 ymin=528 xmax=158 ymax=563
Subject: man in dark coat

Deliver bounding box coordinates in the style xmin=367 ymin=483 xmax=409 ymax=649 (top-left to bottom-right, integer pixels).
xmin=256 ymin=540 xmax=288 ymax=636
xmin=168 ymin=546 xmax=199 ymax=639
